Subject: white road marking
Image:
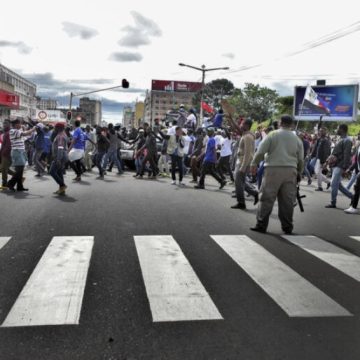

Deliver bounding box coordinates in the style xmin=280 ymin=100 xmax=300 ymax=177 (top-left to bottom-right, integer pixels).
xmin=283 ymin=235 xmax=360 ymax=283
xmin=350 ymin=236 xmax=360 ymax=243
xmin=0 ymin=237 xmax=11 ymax=251
xmin=134 ymin=235 xmax=223 ymax=322
xmin=211 ymin=235 xmax=351 ymax=317
xmin=1 ymin=236 xmax=94 ymax=327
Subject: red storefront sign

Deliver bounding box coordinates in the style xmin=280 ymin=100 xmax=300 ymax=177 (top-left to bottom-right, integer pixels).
xmin=0 ymin=90 xmax=20 ymax=109
xmin=152 ymin=80 xmax=202 ymax=92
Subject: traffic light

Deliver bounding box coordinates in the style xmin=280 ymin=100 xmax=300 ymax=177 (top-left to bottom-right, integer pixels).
xmin=66 ymin=111 xmax=72 ymax=121
xmin=122 ymin=79 xmax=129 ymax=89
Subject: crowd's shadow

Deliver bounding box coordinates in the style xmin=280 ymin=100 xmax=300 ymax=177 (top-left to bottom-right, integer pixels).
xmin=53 ymin=195 xmax=77 ymax=203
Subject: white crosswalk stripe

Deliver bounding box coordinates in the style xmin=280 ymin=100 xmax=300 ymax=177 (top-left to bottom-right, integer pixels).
xmin=211 ymin=235 xmax=352 ymax=317
xmin=350 ymin=236 xmax=360 ymax=243
xmin=0 ymin=237 xmax=11 ymax=251
xmin=1 ymin=236 xmax=94 ymax=327
xmin=134 ymin=235 xmax=223 ymax=322
xmin=282 ymin=235 xmax=360 ymax=283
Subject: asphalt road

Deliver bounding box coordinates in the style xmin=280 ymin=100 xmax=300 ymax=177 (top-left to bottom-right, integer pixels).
xmin=0 ymin=167 xmax=359 ymax=360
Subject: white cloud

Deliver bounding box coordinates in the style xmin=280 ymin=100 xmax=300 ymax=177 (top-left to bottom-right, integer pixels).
xmin=62 ymin=21 xmax=99 ymax=40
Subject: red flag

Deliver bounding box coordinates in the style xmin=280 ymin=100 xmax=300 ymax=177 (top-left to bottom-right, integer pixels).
xmin=201 ymin=101 xmax=214 ymax=113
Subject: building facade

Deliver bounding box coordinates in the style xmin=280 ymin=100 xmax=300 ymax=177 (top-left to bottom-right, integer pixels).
xmin=36 ymin=98 xmax=58 ymax=110
xmin=144 ymin=80 xmax=202 ymax=124
xmin=0 ymin=64 xmax=37 ymax=121
xmin=134 ymin=101 xmax=145 ymax=128
xmin=123 ymin=106 xmax=135 ymax=129
xmin=69 ymin=97 xmax=102 ymax=126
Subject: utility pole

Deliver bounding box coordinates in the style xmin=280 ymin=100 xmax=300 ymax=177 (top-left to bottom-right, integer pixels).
xmin=178 ymin=63 xmax=229 ymax=127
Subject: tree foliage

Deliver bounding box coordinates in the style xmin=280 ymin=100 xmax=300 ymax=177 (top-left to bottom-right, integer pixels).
xmin=275 ymin=96 xmax=294 ymax=115
xmin=228 ymin=83 xmax=278 ymax=122
xmin=192 ymin=78 xmax=235 ymax=110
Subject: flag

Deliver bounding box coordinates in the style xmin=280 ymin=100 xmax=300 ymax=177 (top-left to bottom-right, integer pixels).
xmin=303 ymin=85 xmax=330 ymax=115
xmin=201 ymin=101 xmax=214 ymax=114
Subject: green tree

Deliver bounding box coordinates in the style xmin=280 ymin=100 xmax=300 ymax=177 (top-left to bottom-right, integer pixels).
xmin=275 ymin=96 xmax=294 ymax=115
xmin=228 ymin=83 xmax=279 ymax=122
xmin=192 ymin=78 xmax=235 ymax=110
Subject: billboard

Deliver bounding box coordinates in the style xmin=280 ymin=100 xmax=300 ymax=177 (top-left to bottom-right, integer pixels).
xmin=152 ymin=80 xmax=202 ymax=92
xmin=0 ymin=90 xmax=19 ymax=109
xmin=293 ymin=84 xmax=359 ymax=121
xmin=36 ymin=109 xmax=66 ymax=123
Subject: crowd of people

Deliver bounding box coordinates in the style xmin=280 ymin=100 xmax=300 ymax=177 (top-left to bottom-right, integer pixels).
xmin=0 ymin=109 xmax=359 ymax=233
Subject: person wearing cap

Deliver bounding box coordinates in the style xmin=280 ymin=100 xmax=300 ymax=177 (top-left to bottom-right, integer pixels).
xmin=49 ymin=123 xmax=68 ymax=195
xmin=250 ymin=115 xmax=304 ymax=234
xmin=195 ymin=128 xmax=227 ymax=190
xmin=7 ymin=119 xmax=37 ymax=192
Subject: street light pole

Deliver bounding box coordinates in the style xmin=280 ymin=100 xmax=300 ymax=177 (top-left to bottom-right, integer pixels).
xmin=178 ymin=63 xmax=229 ymax=127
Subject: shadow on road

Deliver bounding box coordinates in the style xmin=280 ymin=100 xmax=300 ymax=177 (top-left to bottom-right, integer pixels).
xmin=52 ymin=195 xmax=77 ymax=203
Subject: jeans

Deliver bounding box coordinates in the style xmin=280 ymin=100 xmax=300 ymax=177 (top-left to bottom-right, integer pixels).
xmin=330 ymin=167 xmax=353 ymax=205
xmin=34 ymin=149 xmax=45 ymax=175
xmin=49 ymin=161 xmax=65 ymax=187
xmin=346 ymin=170 xmax=357 ymax=190
xmin=351 ymin=173 xmax=360 ymax=208
xmin=104 ymin=149 xmax=122 ymax=173
xmin=170 ymin=154 xmax=183 ymax=182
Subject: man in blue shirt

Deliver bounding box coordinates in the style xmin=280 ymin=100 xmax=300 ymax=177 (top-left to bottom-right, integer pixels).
xmin=195 ymin=128 xmax=226 ymax=190
xmin=68 ymin=120 xmax=85 ymax=181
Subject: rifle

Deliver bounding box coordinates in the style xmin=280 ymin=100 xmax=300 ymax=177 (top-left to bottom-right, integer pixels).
xmin=296 ymin=185 xmax=306 ymax=212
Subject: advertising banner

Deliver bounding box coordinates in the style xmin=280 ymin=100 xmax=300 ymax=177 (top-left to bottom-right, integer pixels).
xmin=152 ymin=80 xmax=202 ymax=92
xmin=293 ymin=84 xmax=359 ymax=121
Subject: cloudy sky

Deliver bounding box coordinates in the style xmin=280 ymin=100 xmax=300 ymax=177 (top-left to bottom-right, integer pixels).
xmin=1 ymin=0 xmax=359 ymax=122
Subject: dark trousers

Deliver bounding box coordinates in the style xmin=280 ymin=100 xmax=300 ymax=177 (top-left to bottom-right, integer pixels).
xmin=140 ymin=152 xmax=158 ymax=176
xmin=1 ymin=157 xmax=15 ymax=186
xmin=199 ymin=161 xmax=223 ymax=187
xmin=49 ymin=161 xmax=65 ymax=187
xmin=191 ymin=154 xmax=203 ymax=181
xmin=7 ymin=166 xmax=25 ymax=190
xmin=170 ymin=155 xmax=183 ymax=182
xmin=217 ymin=155 xmax=234 ymax=182
xmin=70 ymin=159 xmax=82 ymax=177
xmin=351 ymin=173 xmax=360 ymax=208
xmin=235 ymin=168 xmax=258 ymax=205
xmin=96 ymin=152 xmax=106 ymax=176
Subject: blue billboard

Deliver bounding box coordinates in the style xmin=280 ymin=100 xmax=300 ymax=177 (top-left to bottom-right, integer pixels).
xmin=294 ymin=84 xmax=359 ymax=121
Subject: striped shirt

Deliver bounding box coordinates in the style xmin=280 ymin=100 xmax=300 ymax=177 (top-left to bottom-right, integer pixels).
xmin=9 ymin=129 xmax=25 ymax=151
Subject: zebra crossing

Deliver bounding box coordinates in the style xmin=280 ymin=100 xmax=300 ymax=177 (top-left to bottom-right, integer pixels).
xmin=1 ymin=233 xmax=360 ymax=328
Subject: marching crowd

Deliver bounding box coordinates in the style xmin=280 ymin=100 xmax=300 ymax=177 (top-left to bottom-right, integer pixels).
xmin=0 ymin=111 xmax=359 ymax=233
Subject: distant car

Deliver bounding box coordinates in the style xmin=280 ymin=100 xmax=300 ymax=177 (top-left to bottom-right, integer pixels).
xmin=120 ymin=143 xmax=135 ymax=169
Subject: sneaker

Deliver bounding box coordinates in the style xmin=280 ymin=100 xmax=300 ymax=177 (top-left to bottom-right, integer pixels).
xmin=171 ymin=180 xmax=176 ymax=185
xmin=326 ymin=183 xmax=331 ymax=190
xmin=307 ymin=179 xmax=312 ymax=185
xmin=231 ymin=203 xmax=246 ymax=209
xmin=315 ymin=187 xmax=323 ymax=191
xmin=344 ymin=207 xmax=359 ymax=214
